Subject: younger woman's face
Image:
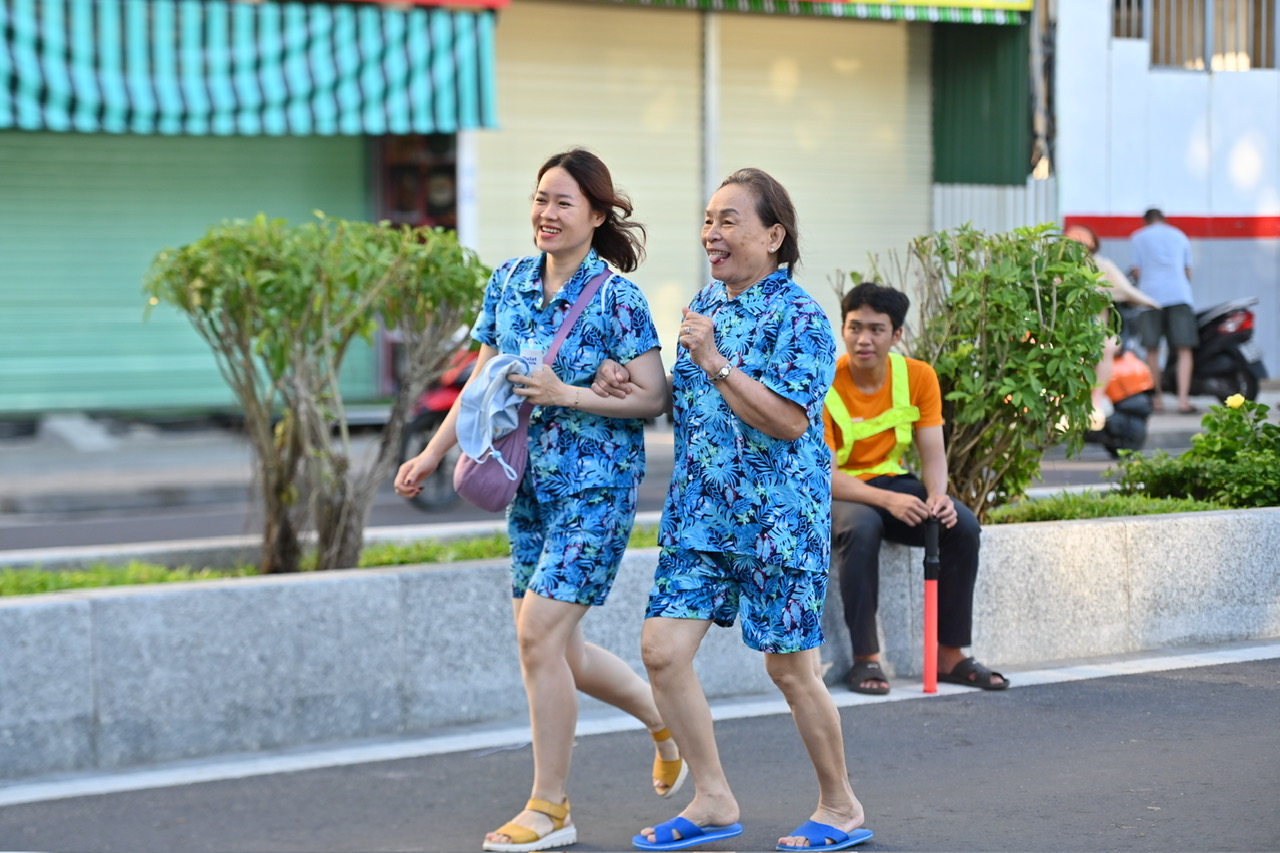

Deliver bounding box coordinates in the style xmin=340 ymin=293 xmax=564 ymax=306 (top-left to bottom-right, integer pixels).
xmin=531 ymin=166 xmax=604 ymax=260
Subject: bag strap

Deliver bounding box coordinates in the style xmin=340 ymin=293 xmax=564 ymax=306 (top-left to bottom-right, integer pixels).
xmin=507 ymin=264 xmax=611 ymax=417
xmin=543 ymin=268 xmax=612 ymax=366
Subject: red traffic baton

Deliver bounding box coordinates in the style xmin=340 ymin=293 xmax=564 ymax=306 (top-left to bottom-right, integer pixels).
xmin=923 ymin=517 xmax=940 ymax=694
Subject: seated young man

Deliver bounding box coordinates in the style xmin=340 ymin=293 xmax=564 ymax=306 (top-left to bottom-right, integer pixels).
xmin=823 ymin=282 xmax=1008 ymax=695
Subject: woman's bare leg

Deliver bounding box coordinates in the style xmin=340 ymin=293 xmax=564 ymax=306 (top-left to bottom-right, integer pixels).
xmin=565 ymin=627 xmax=680 ymax=793
xmin=635 ymin=617 xmax=740 ymax=844
xmin=767 ymin=648 xmax=866 ymax=848
xmin=484 ymin=593 xmax=587 ymax=846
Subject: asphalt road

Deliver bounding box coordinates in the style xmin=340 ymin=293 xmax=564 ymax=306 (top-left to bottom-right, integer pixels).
xmin=0 ymin=441 xmax=1132 ymax=552
xmin=1 ymin=653 xmax=1276 ymax=853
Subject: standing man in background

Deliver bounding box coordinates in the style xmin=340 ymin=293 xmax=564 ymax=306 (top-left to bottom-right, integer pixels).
xmin=1129 ymin=208 xmax=1197 ymax=413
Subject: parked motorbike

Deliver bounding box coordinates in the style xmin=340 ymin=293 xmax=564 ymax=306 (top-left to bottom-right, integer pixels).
xmin=399 ymin=348 xmax=478 ymax=511
xmin=1161 ymin=297 xmax=1268 ymax=403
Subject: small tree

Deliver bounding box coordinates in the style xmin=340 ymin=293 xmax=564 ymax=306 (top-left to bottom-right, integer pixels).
xmin=855 ymin=224 xmax=1113 ymax=520
xmin=144 ymin=214 xmax=489 ymax=573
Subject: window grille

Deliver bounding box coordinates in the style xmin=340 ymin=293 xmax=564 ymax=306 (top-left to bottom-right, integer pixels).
xmin=1114 ymin=0 xmax=1147 ymax=37
xmin=1111 ymin=0 xmax=1276 ymax=69
xmin=1212 ymin=0 xmax=1276 ymax=69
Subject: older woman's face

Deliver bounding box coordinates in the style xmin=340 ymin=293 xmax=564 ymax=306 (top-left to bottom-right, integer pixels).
xmin=702 ymin=183 xmax=784 ymax=293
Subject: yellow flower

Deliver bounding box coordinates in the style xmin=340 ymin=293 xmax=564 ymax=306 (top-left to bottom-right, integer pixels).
xmin=1225 ymin=394 xmax=1245 ymax=409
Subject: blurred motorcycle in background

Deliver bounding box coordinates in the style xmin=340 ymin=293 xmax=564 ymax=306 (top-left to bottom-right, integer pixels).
xmin=1162 ymin=297 xmax=1268 ymax=403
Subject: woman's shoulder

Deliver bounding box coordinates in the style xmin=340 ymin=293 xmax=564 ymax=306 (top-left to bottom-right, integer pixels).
xmin=762 ymin=272 xmax=821 ymax=307
xmin=498 ymin=255 xmax=537 ymax=274
xmin=487 ymin=256 xmax=539 ymax=291
xmin=772 ymin=280 xmax=832 ymax=329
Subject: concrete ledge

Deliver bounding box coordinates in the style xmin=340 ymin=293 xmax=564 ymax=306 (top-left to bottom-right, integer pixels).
xmin=2 ymin=508 xmax=1279 ymax=782
xmin=823 ymin=507 xmax=1280 ymax=681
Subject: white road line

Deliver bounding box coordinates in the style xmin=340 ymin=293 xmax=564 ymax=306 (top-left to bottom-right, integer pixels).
xmin=1 ymin=641 xmax=1276 ymax=808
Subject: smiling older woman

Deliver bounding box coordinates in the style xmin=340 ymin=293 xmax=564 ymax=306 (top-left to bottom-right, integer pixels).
xmin=595 ymin=168 xmax=872 ymax=853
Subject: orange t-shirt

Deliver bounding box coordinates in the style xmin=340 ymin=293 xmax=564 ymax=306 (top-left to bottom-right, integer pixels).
xmin=823 ymin=353 xmax=944 ymax=480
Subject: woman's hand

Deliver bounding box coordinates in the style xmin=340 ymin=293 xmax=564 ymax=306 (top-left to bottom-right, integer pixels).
xmin=395 ymin=453 xmax=439 ymax=499
xmin=678 ymin=308 xmax=723 ymax=374
xmin=509 ymin=364 xmax=577 ymax=408
xmin=591 ymin=358 xmax=632 ymax=398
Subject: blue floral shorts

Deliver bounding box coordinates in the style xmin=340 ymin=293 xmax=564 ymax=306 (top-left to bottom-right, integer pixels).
xmin=646 ymin=547 xmax=827 ymax=653
xmin=508 ymin=484 xmax=639 ymax=606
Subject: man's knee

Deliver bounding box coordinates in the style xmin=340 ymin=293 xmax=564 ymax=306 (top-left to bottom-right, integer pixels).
xmin=832 ymin=501 xmax=884 ymax=544
xmin=950 ymin=501 xmax=981 ymax=543
xmin=938 ymin=502 xmax=981 ymax=591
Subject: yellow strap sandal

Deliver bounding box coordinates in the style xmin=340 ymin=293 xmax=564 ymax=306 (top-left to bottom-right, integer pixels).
xmin=481 ymin=797 xmax=576 ymax=853
xmin=651 ymin=727 xmax=689 ymax=799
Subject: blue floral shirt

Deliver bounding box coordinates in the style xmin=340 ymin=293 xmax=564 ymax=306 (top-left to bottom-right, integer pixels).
xmin=472 ymin=250 xmax=661 ymax=500
xmin=660 ymin=268 xmax=836 ymax=574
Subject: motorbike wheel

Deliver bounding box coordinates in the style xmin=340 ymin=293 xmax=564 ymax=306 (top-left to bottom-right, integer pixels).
xmin=400 ymin=412 xmax=462 ymax=512
xmin=1213 ymin=362 xmax=1260 ymax=403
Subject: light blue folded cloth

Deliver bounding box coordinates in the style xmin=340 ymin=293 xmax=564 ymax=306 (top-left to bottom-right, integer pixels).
xmin=454 ymin=353 xmax=530 ymax=480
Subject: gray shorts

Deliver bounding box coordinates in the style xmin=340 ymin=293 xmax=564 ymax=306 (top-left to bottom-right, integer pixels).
xmin=1139 ymin=303 xmax=1198 ymax=350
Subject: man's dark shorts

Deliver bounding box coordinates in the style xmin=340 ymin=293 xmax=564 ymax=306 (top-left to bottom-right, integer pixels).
xmin=1139 ymin=303 xmax=1198 ymax=350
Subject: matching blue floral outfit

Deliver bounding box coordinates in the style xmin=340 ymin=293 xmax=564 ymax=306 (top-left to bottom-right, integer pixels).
xmin=649 ymin=268 xmax=837 ymax=652
xmin=471 ymin=250 xmax=660 ymax=606
xmin=471 ymin=256 xmax=837 ymax=648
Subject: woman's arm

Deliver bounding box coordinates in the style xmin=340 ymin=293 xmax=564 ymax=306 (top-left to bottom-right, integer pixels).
xmin=511 ymin=348 xmax=668 ymax=419
xmin=703 ymin=361 xmax=808 ymax=440
xmin=395 ymin=343 xmax=500 ymax=496
xmin=681 ymin=307 xmax=808 ymax=440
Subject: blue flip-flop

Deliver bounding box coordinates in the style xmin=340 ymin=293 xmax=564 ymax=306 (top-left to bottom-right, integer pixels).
xmin=775 ymin=820 xmax=874 ymax=852
xmin=633 ymin=816 xmax=744 ymax=851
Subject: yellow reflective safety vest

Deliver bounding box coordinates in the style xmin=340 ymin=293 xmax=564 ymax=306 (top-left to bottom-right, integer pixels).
xmin=825 ymin=352 xmax=921 ymax=478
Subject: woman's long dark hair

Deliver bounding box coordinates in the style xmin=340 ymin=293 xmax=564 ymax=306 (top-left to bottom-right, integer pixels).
xmin=537 ymin=149 xmax=646 ymax=273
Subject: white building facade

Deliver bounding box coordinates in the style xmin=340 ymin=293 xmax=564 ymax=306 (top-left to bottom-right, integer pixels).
xmin=1056 ymin=0 xmax=1279 ymax=376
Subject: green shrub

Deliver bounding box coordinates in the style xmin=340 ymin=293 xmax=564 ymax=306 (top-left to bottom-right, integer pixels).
xmin=1110 ymin=397 xmax=1280 ymax=508
xmin=857 ymin=223 xmax=1113 ymax=520
xmin=0 ymin=526 xmax=664 ymax=597
xmin=987 ymin=491 xmax=1222 ymax=524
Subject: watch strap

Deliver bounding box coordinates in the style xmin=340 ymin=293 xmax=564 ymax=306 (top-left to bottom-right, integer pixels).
xmin=708 ymin=363 xmax=732 ymax=384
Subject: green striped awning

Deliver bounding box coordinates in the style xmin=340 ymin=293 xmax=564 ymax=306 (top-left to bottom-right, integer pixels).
xmin=597 ymin=0 xmax=1025 ymax=22
xmin=0 ymin=0 xmax=498 ymax=135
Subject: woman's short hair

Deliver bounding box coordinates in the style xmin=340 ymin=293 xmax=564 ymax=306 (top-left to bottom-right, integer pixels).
xmin=537 ymin=149 xmax=646 ymax=273
xmin=718 ymin=168 xmax=801 ymax=270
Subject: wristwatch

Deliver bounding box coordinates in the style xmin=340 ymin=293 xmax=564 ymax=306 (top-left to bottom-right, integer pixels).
xmin=707 ymin=363 xmax=732 ymax=384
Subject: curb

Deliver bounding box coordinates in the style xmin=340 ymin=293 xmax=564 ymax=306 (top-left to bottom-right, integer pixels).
xmin=0 ymin=482 xmax=254 ymax=516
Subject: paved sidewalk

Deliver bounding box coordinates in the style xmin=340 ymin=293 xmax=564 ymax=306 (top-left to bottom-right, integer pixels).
xmin=2 ymin=385 xmax=1277 ymax=518
xmin=1 ymin=643 xmax=1277 ymax=852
